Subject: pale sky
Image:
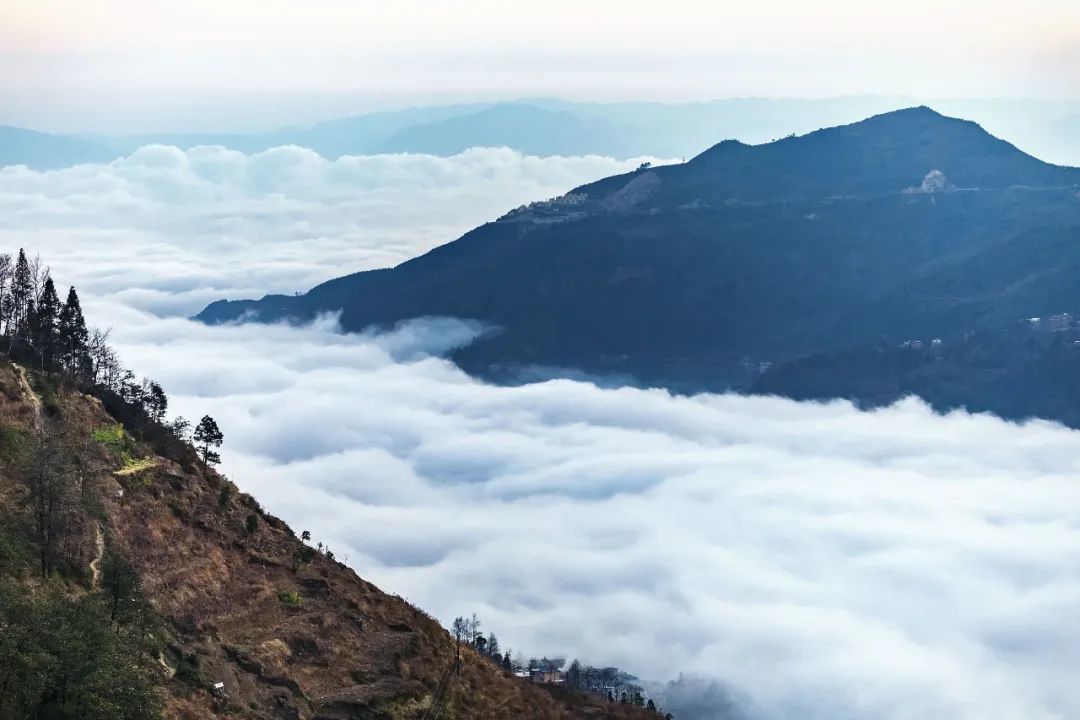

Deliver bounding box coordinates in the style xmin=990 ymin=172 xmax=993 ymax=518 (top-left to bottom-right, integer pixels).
xmin=3 ymin=0 xmax=1079 ymax=132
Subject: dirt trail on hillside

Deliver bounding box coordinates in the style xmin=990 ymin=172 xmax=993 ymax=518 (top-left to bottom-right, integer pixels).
xmin=14 ymin=364 xmax=43 ymax=431
xmin=89 ymin=524 xmax=105 ymax=588
xmin=13 ymin=363 xmax=105 ymax=587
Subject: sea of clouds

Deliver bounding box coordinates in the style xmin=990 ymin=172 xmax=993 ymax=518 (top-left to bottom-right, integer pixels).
xmin=2 ymin=147 xmax=1080 ymax=719
xmin=0 ymin=144 xmax=660 ymax=317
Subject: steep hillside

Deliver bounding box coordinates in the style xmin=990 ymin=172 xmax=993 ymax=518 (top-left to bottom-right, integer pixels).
xmin=197 ymin=108 xmax=1080 ymax=423
xmin=753 ymin=320 xmax=1080 ymax=426
xmin=0 ymin=360 xmax=658 ymax=720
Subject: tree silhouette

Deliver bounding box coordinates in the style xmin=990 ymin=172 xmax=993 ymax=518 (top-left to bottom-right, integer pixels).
xmin=34 ymin=277 xmax=61 ymax=369
xmin=144 ymin=381 xmax=168 ymax=422
xmin=58 ymin=285 xmax=89 ymax=376
xmin=452 ymin=616 xmax=467 ymax=643
xmin=566 ymin=659 xmax=582 ymax=689
xmin=10 ymin=249 xmax=32 ymax=345
xmin=193 ymin=415 xmax=224 ymax=472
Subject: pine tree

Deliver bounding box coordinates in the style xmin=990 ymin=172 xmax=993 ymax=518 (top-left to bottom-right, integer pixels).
xmin=566 ymin=659 xmax=583 ymax=689
xmin=145 ymin=381 xmax=168 ymax=423
xmin=34 ymin=277 xmax=61 ymax=370
xmin=58 ymin=286 xmax=89 ymax=377
xmin=23 ymin=297 xmax=37 ymax=361
xmin=10 ymin=249 xmax=32 ymax=344
xmin=193 ymin=415 xmax=224 ymax=472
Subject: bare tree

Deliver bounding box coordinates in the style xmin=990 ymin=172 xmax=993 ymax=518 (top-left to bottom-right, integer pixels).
xmin=87 ymin=326 xmax=116 ymax=385
xmin=469 ymin=612 xmax=482 ymax=646
xmin=27 ymin=253 xmax=48 ymax=304
xmin=0 ymin=252 xmax=12 ymax=336
xmin=167 ymin=416 xmax=192 ymax=442
xmin=452 ymin=616 xmax=467 ymax=643
xmin=25 ymin=424 xmax=81 ymax=577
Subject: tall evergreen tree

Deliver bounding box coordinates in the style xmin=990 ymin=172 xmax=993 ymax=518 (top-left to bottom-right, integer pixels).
xmin=10 ymin=249 xmax=32 ymax=344
xmin=34 ymin=277 xmax=61 ymax=369
xmin=58 ymin=286 xmax=89 ymax=376
xmin=23 ymin=297 xmax=37 ymax=361
xmin=193 ymin=415 xmax=224 ymax=472
xmin=566 ymin=659 xmax=583 ymax=689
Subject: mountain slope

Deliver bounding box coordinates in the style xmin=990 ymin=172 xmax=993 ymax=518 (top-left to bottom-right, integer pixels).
xmin=0 ymin=360 xmax=657 ymax=720
xmin=378 ymin=104 xmax=629 ymax=156
xmin=0 ymin=126 xmax=116 ymax=169
xmin=196 ymin=108 xmax=1080 ymax=417
xmin=102 ymin=105 xmax=488 ymax=159
xmin=10 ymin=98 xmax=1080 ymax=169
xmin=3 ymin=98 xmax=902 ymax=168
xmin=753 ymin=323 xmax=1080 ymax=426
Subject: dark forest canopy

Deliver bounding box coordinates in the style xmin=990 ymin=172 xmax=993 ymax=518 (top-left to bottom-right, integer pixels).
xmin=0 ymin=248 xmax=218 ymax=459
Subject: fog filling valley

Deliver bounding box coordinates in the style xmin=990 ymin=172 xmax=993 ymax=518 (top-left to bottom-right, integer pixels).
xmin=4 ymin=147 xmax=1080 ymax=719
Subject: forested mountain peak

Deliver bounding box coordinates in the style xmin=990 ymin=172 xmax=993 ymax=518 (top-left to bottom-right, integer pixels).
xmin=573 ymin=107 xmax=1079 ymax=206
xmin=196 ymin=110 xmax=1080 ymax=429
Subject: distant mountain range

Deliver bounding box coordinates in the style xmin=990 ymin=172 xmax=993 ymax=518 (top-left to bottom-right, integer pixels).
xmin=4 ymin=97 xmax=1080 ymax=168
xmin=0 ymin=125 xmax=119 ymax=169
xmin=197 ymin=107 xmax=1080 ymax=426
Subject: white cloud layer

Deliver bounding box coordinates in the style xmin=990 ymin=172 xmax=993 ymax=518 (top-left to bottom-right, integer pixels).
xmin=0 ymin=145 xmax=664 ymax=318
xmin=110 ymin=315 xmax=1080 ymax=720
xmin=3 ymin=146 xmax=1080 ymax=719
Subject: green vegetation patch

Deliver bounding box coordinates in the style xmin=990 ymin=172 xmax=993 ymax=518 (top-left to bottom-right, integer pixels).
xmin=0 ymin=421 xmax=30 ymax=464
xmin=91 ymin=423 xmax=127 ymax=449
xmin=0 ymin=577 xmax=164 ymax=720
xmin=0 ymin=525 xmax=31 ymax=578
xmin=94 ymin=423 xmax=157 ymax=484
xmin=277 ymin=590 xmax=303 ymax=607
xmin=114 ymin=456 xmax=159 ymax=477
xmin=29 ymin=371 xmax=60 ymax=416
xmin=375 ymin=694 xmax=434 ymax=720
xmin=173 ymin=650 xmax=206 ymax=692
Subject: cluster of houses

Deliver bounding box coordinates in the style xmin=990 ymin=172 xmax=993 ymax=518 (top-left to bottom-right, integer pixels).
xmin=514 ymin=668 xmax=567 ymax=684
xmin=900 ymin=311 xmax=1080 ymax=352
xmin=500 ymin=192 xmax=591 ymax=226
xmin=739 ymin=356 xmax=773 ymax=375
xmin=1027 ymin=313 xmax=1073 ymax=332
xmin=901 ymin=338 xmax=943 ymax=351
